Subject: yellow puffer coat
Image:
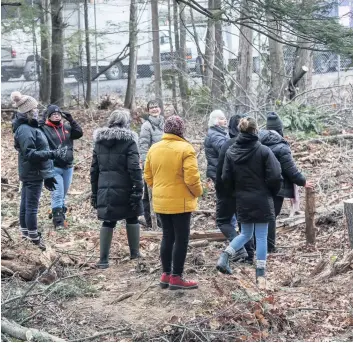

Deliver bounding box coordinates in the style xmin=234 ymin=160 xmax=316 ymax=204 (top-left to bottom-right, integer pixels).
xmin=144 ymin=133 xmax=203 ymax=214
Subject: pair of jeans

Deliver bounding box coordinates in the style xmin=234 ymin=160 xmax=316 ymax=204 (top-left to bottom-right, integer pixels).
xmin=267 ymin=196 xmax=284 ymax=252
xmin=102 ymin=217 xmax=138 ymax=228
xmin=142 ymin=181 xmax=161 ymax=227
xmin=20 ymin=180 xmax=43 ymax=239
xmin=228 ymin=223 xmax=268 ymax=262
xmin=51 ymin=167 xmax=74 ymax=209
xmin=159 ymin=212 xmax=191 ymax=276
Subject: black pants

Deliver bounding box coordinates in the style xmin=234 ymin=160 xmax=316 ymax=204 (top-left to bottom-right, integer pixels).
xmin=20 ymin=180 xmax=43 ymax=239
xmin=216 ymin=196 xmax=237 ymax=241
xmin=142 ymin=181 xmax=161 ymax=227
xmin=103 ymin=217 xmax=138 ymax=228
xmin=159 ymin=212 xmax=191 ymax=276
xmin=267 ymin=196 xmax=284 ymax=252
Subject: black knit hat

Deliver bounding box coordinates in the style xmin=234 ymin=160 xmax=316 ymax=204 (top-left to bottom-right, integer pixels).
xmin=47 ymin=104 xmax=62 ymax=118
xmin=266 ymin=112 xmax=283 ymax=131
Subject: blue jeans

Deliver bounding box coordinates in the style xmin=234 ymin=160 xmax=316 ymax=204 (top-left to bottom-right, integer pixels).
xmin=51 ymin=167 xmax=74 ymax=208
xmin=228 ymin=223 xmax=268 ymax=262
xmin=20 ymin=180 xmax=43 ymax=236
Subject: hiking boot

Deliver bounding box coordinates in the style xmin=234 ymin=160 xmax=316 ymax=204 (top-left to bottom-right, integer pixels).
xmin=239 ymin=256 xmax=254 ymax=265
xmin=256 ymin=268 xmax=267 ymax=289
xmin=230 ymin=247 xmax=248 ymax=262
xmin=20 ymin=227 xmax=29 ymax=240
xmin=216 ymin=251 xmax=232 ymax=274
xmin=96 ymin=226 xmax=113 ymax=269
xmin=169 ymin=275 xmax=198 ymax=290
xmin=30 ymin=233 xmax=46 ymax=251
xmin=126 ymin=223 xmax=140 ymax=259
xmin=52 ymin=207 xmax=65 ymax=230
xmin=160 ymin=272 xmax=170 ymax=289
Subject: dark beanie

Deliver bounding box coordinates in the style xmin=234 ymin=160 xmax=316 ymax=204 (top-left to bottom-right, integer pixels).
xmin=47 ymin=104 xmax=62 ymax=118
xmin=228 ymin=114 xmax=246 ymax=138
xmin=266 ymin=112 xmax=283 ymax=131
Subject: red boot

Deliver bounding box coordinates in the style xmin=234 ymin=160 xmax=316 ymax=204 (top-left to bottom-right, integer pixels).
xmin=160 ymin=273 xmax=170 ymax=289
xmin=169 ymin=275 xmax=198 ymax=290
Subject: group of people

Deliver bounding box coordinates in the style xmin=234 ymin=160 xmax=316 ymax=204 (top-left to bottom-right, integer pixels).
xmin=11 ymin=91 xmax=312 ymax=290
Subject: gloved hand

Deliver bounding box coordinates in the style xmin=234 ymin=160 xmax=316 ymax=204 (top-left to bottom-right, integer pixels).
xmin=44 ymin=177 xmax=57 ymax=191
xmin=62 ymin=111 xmax=74 ymax=123
xmin=91 ymin=194 xmax=97 ymax=209
xmin=50 ymin=146 xmax=68 ymax=160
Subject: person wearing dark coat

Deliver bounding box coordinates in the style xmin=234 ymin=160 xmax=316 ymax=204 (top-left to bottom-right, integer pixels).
xmin=216 ymin=117 xmax=282 ymax=288
xmin=204 ymin=110 xmax=228 ymax=182
xmin=11 ymin=91 xmax=67 ymax=251
xmin=41 ymin=105 xmax=83 ymax=229
xmin=259 ymin=112 xmax=313 ymax=252
xmin=90 ymin=109 xmax=144 ymax=268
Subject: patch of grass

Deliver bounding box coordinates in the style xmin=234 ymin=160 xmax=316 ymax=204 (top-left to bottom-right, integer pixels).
xmin=48 ymin=278 xmax=98 ymax=300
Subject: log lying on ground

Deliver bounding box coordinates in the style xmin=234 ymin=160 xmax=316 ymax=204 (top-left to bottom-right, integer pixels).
xmin=305 ymin=134 xmax=353 ymax=144
xmin=344 ymin=199 xmax=353 ymax=248
xmin=316 ymin=250 xmax=353 ymax=281
xmin=1 ymin=317 xmax=66 ymax=342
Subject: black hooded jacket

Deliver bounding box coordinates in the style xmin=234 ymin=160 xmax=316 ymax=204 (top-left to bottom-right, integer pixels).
xmin=222 ymin=133 xmax=282 ymax=223
xmin=90 ymin=126 xmax=143 ymax=221
xmin=12 ymin=114 xmax=55 ymax=182
xmin=259 ymin=130 xmax=306 ymax=198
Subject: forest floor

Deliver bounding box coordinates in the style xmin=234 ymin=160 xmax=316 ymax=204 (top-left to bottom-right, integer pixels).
xmin=1 ymin=109 xmax=353 ymax=342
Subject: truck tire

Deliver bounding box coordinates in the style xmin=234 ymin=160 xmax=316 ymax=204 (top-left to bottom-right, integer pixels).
xmin=105 ymin=63 xmax=123 ymax=80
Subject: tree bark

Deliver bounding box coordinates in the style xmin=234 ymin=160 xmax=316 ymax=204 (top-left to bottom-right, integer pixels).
xmin=266 ymin=11 xmax=285 ymax=104
xmin=50 ymin=0 xmax=64 ymax=106
xmin=190 ymin=7 xmax=204 ymax=85
xmin=305 ymin=188 xmax=316 ymax=244
xmin=235 ymin=0 xmax=253 ymax=114
xmin=151 ymin=0 xmax=162 ymax=100
xmin=204 ymin=0 xmax=215 ymax=90
xmin=148 ymin=187 xmax=158 ymax=231
xmin=39 ymin=0 xmax=51 ymax=104
xmin=344 ymin=199 xmax=353 ymax=248
xmin=84 ymin=0 xmax=91 ymax=107
xmin=124 ymin=0 xmax=138 ymax=110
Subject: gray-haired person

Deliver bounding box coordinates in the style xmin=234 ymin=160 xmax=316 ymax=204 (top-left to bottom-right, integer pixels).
xmin=90 ymin=109 xmax=144 ymax=268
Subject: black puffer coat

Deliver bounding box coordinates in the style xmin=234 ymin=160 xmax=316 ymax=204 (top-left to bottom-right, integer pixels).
xmin=204 ymin=126 xmax=228 ymax=181
xmin=259 ymin=130 xmax=306 ymax=198
xmin=90 ymin=126 xmax=143 ymax=221
xmin=12 ymin=114 xmax=54 ymax=182
xmin=222 ymin=133 xmax=282 ymax=223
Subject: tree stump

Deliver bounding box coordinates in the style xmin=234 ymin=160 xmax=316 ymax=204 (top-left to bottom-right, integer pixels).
xmin=343 ymin=199 xmax=353 ymax=248
xmin=305 ymin=188 xmax=316 ymax=244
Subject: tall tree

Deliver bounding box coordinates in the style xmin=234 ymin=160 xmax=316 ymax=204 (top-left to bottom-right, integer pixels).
xmin=39 ymin=0 xmax=51 ymax=104
xmin=204 ymin=0 xmax=215 ymax=90
xmin=151 ymin=0 xmax=162 ymax=100
xmin=83 ymin=0 xmax=91 ymax=107
xmin=124 ymin=0 xmax=138 ymax=110
xmin=50 ymin=0 xmax=64 ymax=106
xmin=235 ymin=0 xmax=253 ymax=114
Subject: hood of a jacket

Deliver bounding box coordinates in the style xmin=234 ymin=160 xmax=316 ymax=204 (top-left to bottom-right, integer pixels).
xmin=208 ymin=125 xmax=227 ymax=137
xmin=227 ymin=132 xmax=260 ymax=163
xmin=12 ymin=113 xmax=38 ymax=132
xmin=93 ymin=126 xmax=138 ymax=147
xmin=228 ymin=114 xmax=246 ymax=138
xmin=259 ymin=129 xmax=289 ymax=148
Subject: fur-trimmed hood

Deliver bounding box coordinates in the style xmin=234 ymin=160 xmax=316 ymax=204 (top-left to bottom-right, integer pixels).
xmin=93 ymin=126 xmax=138 ymax=144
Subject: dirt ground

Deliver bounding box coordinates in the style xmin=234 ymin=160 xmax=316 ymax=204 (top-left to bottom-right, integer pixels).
xmin=1 ymin=109 xmax=353 ymax=342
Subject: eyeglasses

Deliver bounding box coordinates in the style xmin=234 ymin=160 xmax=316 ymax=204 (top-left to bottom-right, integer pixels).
xmin=149 ymin=105 xmax=159 ymax=110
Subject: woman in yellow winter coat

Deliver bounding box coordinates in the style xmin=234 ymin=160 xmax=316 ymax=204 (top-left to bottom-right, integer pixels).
xmin=144 ymin=115 xmax=203 ymax=290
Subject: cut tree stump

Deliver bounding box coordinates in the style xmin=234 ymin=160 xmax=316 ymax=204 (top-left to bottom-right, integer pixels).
xmin=305 ymin=188 xmax=316 ymax=244
xmin=344 ymin=199 xmax=353 ymax=248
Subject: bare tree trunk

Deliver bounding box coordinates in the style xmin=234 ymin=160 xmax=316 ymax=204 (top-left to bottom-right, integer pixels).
xmin=39 ymin=0 xmax=51 ymax=104
xmin=267 ymin=11 xmax=285 ymax=104
xmin=175 ymin=1 xmax=189 ymax=116
xmin=305 ymin=188 xmax=316 ymax=245
xmin=204 ymin=0 xmax=215 ymax=90
xmin=50 ymin=0 xmax=64 ymax=106
xmin=235 ymin=0 xmax=253 ymax=114
xmin=84 ymin=0 xmax=91 ymax=107
xmin=211 ymin=0 xmax=224 ymax=109
xmin=167 ymin=0 xmax=178 ymax=114
xmin=190 ymin=8 xmax=204 ymax=85
xmin=151 ymin=0 xmax=162 ymax=100
xmin=124 ymin=0 xmax=138 ymax=110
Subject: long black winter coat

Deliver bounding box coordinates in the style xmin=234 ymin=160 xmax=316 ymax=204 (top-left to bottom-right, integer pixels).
xmin=41 ymin=120 xmax=83 ymax=169
xmin=259 ymin=130 xmax=306 ymax=198
xmin=222 ymin=133 xmax=282 ymax=223
xmin=12 ymin=114 xmax=54 ymax=182
xmin=90 ymin=126 xmax=143 ymax=221
xmin=204 ymin=126 xmax=228 ymax=181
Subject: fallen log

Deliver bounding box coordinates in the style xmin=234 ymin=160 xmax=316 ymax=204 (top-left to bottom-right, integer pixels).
xmin=189 ymin=239 xmax=209 ymax=248
xmin=305 ymin=134 xmax=353 ymax=144
xmin=1 ymin=317 xmax=66 ymax=342
xmin=344 ymin=199 xmax=353 ymax=248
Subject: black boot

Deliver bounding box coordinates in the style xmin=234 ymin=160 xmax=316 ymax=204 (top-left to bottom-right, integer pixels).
xmin=126 ymin=223 xmax=140 ymax=259
xmin=231 ymin=247 xmax=248 ymax=262
xmin=28 ymin=230 xmax=46 ymax=251
xmin=216 ymin=252 xmax=232 ymax=274
xmin=52 ymin=207 xmax=65 ymax=230
xmin=97 ymin=226 xmax=114 ymax=269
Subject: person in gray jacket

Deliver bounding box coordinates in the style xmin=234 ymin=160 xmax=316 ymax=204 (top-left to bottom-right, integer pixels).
xmin=139 ymin=100 xmax=164 ymax=227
